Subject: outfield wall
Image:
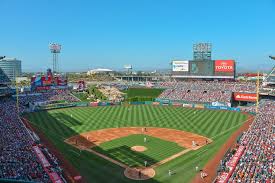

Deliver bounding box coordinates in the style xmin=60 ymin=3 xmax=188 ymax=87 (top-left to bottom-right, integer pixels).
xmin=127 ymin=100 xmax=240 ymax=112
xmin=33 ymin=99 xmax=240 ymax=113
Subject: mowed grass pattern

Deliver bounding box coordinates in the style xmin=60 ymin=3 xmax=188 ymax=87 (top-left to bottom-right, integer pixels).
xmin=124 ymin=88 xmax=164 ymax=98
xmin=26 ymin=105 xmax=248 ymax=183
xmin=94 ymin=134 xmax=185 ymax=167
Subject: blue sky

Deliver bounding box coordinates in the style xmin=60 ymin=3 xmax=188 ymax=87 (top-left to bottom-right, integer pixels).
xmin=1 ymin=0 xmax=275 ymax=72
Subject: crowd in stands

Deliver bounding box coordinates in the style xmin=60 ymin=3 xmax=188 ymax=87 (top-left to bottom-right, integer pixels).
xmin=156 ymin=81 xmax=256 ymax=93
xmin=156 ymin=81 xmax=256 ymax=104
xmin=18 ymin=90 xmax=79 ymax=108
xmin=159 ymin=88 xmax=232 ymax=103
xmin=216 ymin=100 xmax=275 ymax=183
xmin=240 ymin=105 xmax=257 ymax=113
xmin=98 ymin=84 xmax=125 ymax=102
xmin=0 ymin=98 xmax=51 ymax=182
xmin=0 ymin=89 xmax=78 ymax=182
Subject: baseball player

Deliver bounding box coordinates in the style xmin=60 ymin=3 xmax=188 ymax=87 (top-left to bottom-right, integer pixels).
xmin=144 ymin=161 xmax=147 ymax=167
xmin=138 ymin=170 xmax=141 ymax=178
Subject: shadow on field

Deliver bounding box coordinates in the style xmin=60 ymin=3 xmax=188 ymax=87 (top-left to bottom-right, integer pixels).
xmin=93 ymin=145 xmax=159 ymax=168
xmin=50 ymin=112 xmax=83 ymax=127
xmin=26 ymin=109 xmax=161 ymax=183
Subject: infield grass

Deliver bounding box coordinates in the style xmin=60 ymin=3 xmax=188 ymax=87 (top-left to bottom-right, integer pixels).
xmin=25 ymin=105 xmax=248 ymax=183
xmin=94 ymin=134 xmax=185 ymax=167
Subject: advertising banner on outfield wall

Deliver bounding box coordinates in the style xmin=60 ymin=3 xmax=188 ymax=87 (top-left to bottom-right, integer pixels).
xmin=234 ymin=93 xmax=257 ymax=102
xmin=172 ymin=61 xmax=189 ymax=72
xmin=194 ymin=104 xmax=204 ymax=109
xmin=206 ymin=105 xmax=240 ymax=111
xmin=211 ymin=101 xmax=227 ymax=107
xmin=182 ymin=103 xmax=193 ymax=108
xmin=215 ymin=60 xmax=235 ymax=72
xmin=152 ymin=102 xmax=160 ymax=105
xmin=172 ymin=102 xmax=182 ymax=106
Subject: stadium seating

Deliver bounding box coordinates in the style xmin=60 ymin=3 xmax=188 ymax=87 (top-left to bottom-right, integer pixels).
xmin=0 ymin=98 xmax=51 ymax=182
xmin=0 ymin=89 xmax=77 ymax=182
xmin=156 ymin=81 xmax=256 ymax=104
xmin=228 ymin=100 xmax=274 ymax=182
xmin=156 ymin=81 xmax=256 ymax=93
xmin=18 ymin=89 xmax=79 ymax=109
xmin=216 ymin=100 xmax=275 ymax=183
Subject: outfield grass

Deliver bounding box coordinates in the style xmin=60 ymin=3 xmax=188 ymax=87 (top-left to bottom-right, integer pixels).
xmin=123 ymin=88 xmax=164 ymax=102
xmin=25 ymin=105 xmax=248 ymax=183
xmin=94 ymin=134 xmax=184 ymax=167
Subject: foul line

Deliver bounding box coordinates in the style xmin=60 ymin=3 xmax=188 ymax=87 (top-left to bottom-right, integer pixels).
xmin=210 ymin=114 xmax=254 ymax=140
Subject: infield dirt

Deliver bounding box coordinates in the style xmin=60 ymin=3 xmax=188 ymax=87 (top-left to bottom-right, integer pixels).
xmin=65 ymin=127 xmax=212 ymax=149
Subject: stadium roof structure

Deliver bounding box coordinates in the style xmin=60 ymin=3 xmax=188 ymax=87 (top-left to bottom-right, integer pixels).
xmin=0 ymin=67 xmax=11 ymax=84
xmin=87 ymin=68 xmax=113 ymax=75
xmin=263 ymin=56 xmax=275 ymax=85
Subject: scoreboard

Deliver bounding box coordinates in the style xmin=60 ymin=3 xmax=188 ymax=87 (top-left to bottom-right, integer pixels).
xmin=172 ymin=60 xmax=235 ymax=79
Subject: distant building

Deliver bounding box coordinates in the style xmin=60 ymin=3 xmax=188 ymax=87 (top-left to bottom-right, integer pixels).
xmin=87 ymin=68 xmax=113 ymax=75
xmin=0 ymin=58 xmax=22 ymax=81
xmin=16 ymin=76 xmax=30 ymax=83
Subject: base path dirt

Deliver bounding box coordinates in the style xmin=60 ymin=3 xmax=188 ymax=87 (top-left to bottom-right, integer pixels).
xmin=124 ymin=167 xmax=156 ymax=180
xmin=64 ymin=127 xmax=212 ymax=181
xmin=65 ymin=127 xmax=212 ymax=149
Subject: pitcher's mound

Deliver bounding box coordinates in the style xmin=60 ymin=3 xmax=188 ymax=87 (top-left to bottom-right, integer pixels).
xmin=131 ymin=146 xmax=147 ymax=152
xmin=124 ymin=167 xmax=155 ymax=180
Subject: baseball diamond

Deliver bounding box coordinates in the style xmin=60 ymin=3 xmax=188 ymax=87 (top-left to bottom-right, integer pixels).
xmin=24 ymin=105 xmax=252 ymax=183
xmin=1 ymin=4 xmax=274 ymax=183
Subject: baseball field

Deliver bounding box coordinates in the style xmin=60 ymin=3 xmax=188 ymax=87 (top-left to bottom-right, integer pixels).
xmin=25 ymin=105 xmax=248 ymax=183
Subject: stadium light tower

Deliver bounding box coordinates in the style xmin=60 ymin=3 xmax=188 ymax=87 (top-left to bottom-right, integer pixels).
xmin=49 ymin=43 xmax=61 ymax=74
xmin=264 ymin=56 xmax=275 ymax=83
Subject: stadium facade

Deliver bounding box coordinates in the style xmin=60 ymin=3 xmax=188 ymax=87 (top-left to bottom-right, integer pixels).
xmin=0 ymin=58 xmax=22 ymax=81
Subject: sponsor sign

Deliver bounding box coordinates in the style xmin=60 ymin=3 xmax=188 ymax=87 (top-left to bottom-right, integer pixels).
xmin=172 ymin=61 xmax=189 ymax=72
xmin=182 ymin=103 xmax=193 ymax=108
xmin=49 ymin=172 xmax=63 ymax=183
xmin=211 ymin=101 xmax=227 ymax=107
xmin=216 ymin=145 xmax=245 ymax=183
xmin=206 ymin=105 xmax=240 ymax=111
xmin=194 ymin=104 xmax=204 ymax=109
xmin=152 ymin=102 xmax=160 ymax=105
xmin=215 ymin=60 xmax=234 ymax=72
xmin=33 ymin=146 xmax=63 ymax=183
xmin=216 ymin=172 xmax=229 ymax=183
xmin=206 ymin=105 xmax=220 ymax=110
xmin=36 ymin=86 xmax=51 ymax=91
xmin=172 ymin=102 xmax=182 ymax=106
xmin=234 ymin=93 xmax=257 ymax=102
xmin=33 ymin=146 xmax=51 ymax=168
